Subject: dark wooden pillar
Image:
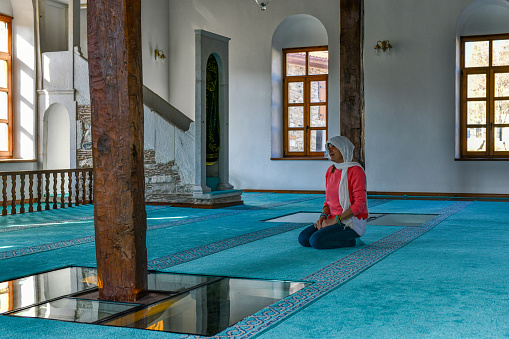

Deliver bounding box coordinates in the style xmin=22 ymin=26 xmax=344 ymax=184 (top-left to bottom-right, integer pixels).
xmin=340 ymin=0 xmax=365 ymax=166
xmin=87 ymin=0 xmax=147 ymax=302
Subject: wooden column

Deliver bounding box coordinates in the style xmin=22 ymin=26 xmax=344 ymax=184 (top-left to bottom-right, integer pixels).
xmin=340 ymin=0 xmax=365 ymax=166
xmin=87 ymin=0 xmax=147 ymax=302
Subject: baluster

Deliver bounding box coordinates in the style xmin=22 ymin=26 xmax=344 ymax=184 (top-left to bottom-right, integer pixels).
xmin=28 ymin=174 xmax=34 ymax=213
xmin=68 ymin=171 xmax=73 ymax=207
xmin=88 ymin=170 xmax=93 ymax=204
xmin=75 ymin=170 xmax=81 ymax=206
xmin=20 ymin=175 xmax=25 ymax=213
xmin=2 ymin=175 xmax=7 ymax=216
xmin=45 ymin=172 xmax=50 ymax=210
xmin=52 ymin=172 xmax=58 ymax=209
xmin=10 ymin=175 xmax=16 ymax=215
xmin=60 ymin=172 xmax=65 ymax=208
xmin=81 ymin=170 xmax=86 ymax=205
xmin=37 ymin=173 xmax=42 ymax=211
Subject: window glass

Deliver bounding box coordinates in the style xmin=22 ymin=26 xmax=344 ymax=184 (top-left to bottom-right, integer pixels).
xmin=310 ymin=106 xmax=326 ymax=127
xmin=494 ymin=100 xmax=509 ymax=124
xmin=467 ymin=101 xmax=486 ymax=125
xmin=288 ymin=130 xmax=304 ymax=152
xmin=467 ymin=74 xmax=486 ymax=98
xmin=310 ymin=81 xmax=326 ymax=103
xmin=286 ymin=52 xmax=306 ymax=76
xmin=288 ymin=82 xmax=304 ymax=103
xmin=308 ymin=51 xmax=328 ymax=75
xmin=0 ymin=21 xmax=7 ymax=53
xmin=467 ymin=127 xmax=486 ymax=152
xmin=288 ymin=107 xmax=304 ymax=127
xmin=494 ymin=127 xmax=509 ymax=152
xmin=465 ymin=41 xmax=489 ymax=68
xmin=494 ymin=73 xmax=509 ymax=97
xmin=493 ymin=39 xmax=509 ymax=66
xmin=0 ymin=123 xmax=8 ymax=152
xmin=0 ymin=92 xmax=7 ymax=120
xmin=0 ymin=60 xmax=7 ymax=88
xmin=310 ymin=130 xmax=326 ymax=152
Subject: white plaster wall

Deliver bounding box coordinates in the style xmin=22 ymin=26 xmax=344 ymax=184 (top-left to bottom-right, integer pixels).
xmin=169 ymin=0 xmax=509 ymax=194
xmin=168 ymin=0 xmax=340 ymax=191
xmin=141 ymin=0 xmax=170 ymax=101
xmin=364 ymin=0 xmax=509 ymax=195
xmin=0 ymin=0 xmax=12 ymax=15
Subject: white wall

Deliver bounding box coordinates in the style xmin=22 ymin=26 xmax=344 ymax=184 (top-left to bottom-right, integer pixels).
xmin=141 ymin=0 xmax=170 ymax=101
xmin=168 ymin=0 xmax=340 ymax=191
xmin=364 ymin=0 xmax=509 ymax=195
xmin=0 ymin=0 xmax=12 ymax=15
xmin=168 ymin=0 xmax=509 ymax=195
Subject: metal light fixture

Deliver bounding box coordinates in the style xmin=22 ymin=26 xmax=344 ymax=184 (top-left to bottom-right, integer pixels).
xmin=255 ymin=0 xmax=271 ymax=10
xmin=374 ymin=40 xmax=392 ymax=53
xmin=154 ymin=49 xmax=166 ymax=62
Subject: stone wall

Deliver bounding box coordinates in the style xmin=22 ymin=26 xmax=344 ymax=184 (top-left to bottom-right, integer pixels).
xmin=76 ymin=105 xmax=194 ymax=203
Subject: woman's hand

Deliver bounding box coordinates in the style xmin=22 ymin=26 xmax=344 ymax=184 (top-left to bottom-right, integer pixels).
xmin=314 ymin=216 xmax=327 ymax=229
xmin=318 ymin=217 xmax=337 ymax=230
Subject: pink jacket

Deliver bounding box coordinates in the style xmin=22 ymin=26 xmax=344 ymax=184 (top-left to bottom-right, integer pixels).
xmin=323 ymin=165 xmax=368 ymax=221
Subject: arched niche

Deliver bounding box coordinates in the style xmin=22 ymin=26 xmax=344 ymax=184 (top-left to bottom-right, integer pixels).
xmin=43 ymin=103 xmax=70 ymax=169
xmin=455 ymin=0 xmax=509 ymax=157
xmin=194 ymin=29 xmax=241 ymax=205
xmin=271 ymin=15 xmax=328 ymax=158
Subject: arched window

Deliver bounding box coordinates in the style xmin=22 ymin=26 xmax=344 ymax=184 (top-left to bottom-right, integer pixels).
xmin=0 ymin=14 xmax=12 ymax=158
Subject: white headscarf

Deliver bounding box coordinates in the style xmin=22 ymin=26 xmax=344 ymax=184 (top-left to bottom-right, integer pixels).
xmin=326 ymin=136 xmax=367 ymax=230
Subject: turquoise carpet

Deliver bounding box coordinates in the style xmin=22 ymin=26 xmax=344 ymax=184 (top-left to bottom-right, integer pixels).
xmin=1 ymin=193 xmax=508 ymax=338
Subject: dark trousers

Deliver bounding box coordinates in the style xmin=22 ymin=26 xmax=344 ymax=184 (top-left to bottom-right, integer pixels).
xmin=298 ymin=223 xmax=360 ymax=249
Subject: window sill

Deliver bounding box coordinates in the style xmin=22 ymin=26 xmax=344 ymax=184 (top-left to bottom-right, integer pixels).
xmin=271 ymin=157 xmax=328 ymax=161
xmin=0 ymin=159 xmax=37 ymax=163
xmin=455 ymin=157 xmax=509 ymax=161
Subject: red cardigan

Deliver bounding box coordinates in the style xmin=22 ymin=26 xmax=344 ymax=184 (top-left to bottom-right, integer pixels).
xmin=323 ymin=165 xmax=368 ymax=220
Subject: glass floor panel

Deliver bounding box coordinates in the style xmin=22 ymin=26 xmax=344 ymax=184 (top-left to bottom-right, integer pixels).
xmin=104 ymin=278 xmax=309 ymax=336
xmin=11 ymin=298 xmax=138 ymax=323
xmin=0 ymin=266 xmax=98 ymax=314
xmin=265 ymin=212 xmax=436 ymax=227
xmin=265 ymin=212 xmax=320 ymax=223
xmin=367 ymin=213 xmax=437 ymax=227
xmin=148 ymin=271 xmax=218 ymax=293
xmin=2 ymin=267 xmax=309 ymax=336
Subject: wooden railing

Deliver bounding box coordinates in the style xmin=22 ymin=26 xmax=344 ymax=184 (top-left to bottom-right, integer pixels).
xmin=0 ymin=169 xmax=93 ymax=216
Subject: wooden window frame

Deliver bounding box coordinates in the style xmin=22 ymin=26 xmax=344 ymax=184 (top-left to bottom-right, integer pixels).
xmin=460 ymin=33 xmax=509 ymax=159
xmin=0 ymin=14 xmax=12 ymax=159
xmin=283 ymin=46 xmax=328 ymax=158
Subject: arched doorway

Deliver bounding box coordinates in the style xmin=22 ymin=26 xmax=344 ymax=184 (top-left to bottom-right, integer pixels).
xmin=43 ymin=103 xmax=70 ymax=169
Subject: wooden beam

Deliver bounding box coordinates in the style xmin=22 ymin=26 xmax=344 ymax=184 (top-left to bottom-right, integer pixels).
xmin=87 ymin=0 xmax=147 ymax=302
xmin=340 ymin=0 xmax=365 ymax=166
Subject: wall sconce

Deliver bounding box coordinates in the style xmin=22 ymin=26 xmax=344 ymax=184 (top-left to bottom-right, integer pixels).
xmin=154 ymin=49 xmax=167 ymax=62
xmin=374 ymin=40 xmax=392 ymax=53
xmin=255 ymin=0 xmax=271 ymax=10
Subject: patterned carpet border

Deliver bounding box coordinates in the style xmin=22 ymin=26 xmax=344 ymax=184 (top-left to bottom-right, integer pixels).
xmin=187 ymin=201 xmax=474 ymax=339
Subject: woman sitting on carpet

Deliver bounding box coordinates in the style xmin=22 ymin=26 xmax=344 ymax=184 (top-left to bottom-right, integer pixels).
xmin=298 ymin=136 xmax=368 ymax=249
